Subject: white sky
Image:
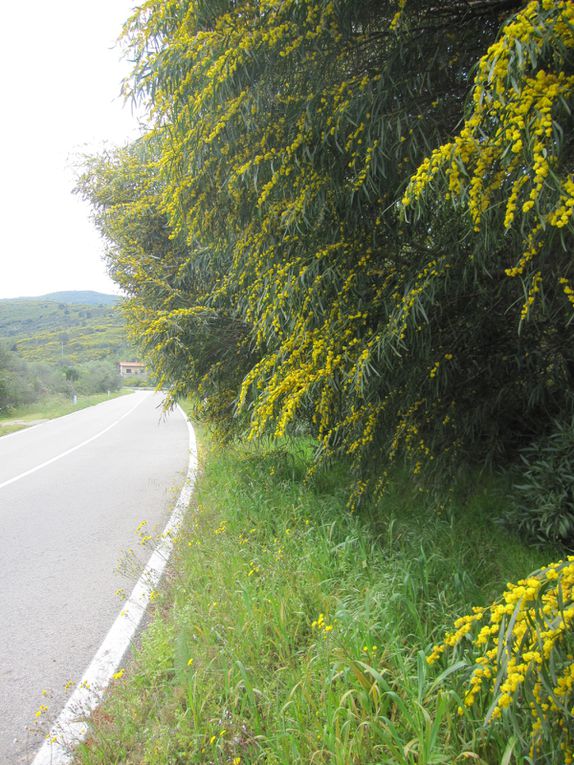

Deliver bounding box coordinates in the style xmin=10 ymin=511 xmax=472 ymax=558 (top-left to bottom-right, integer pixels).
xmin=0 ymin=1 xmax=142 ymax=299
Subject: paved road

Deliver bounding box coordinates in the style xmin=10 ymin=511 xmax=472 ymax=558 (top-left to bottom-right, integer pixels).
xmin=0 ymin=391 xmax=190 ymax=764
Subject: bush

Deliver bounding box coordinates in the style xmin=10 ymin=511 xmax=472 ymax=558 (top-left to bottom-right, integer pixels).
xmin=0 ymin=347 xmax=61 ymax=412
xmin=122 ymin=376 xmax=150 ymax=389
xmin=505 ymin=417 xmax=574 ymax=547
xmin=78 ymin=1 xmax=574 ymax=503
xmin=76 ymin=361 xmax=122 ymax=395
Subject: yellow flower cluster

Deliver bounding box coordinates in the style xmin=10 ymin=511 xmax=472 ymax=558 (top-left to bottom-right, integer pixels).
xmin=388 ymin=398 xmax=432 ymax=469
xmin=560 ymin=277 xmax=574 ymax=309
xmin=548 ymin=176 xmax=574 ymax=229
xmin=429 ymin=558 xmax=574 ymax=760
xmin=393 ymin=258 xmax=447 ymax=342
xmin=247 ymin=560 xmax=261 ymax=577
xmin=403 ymin=0 xmax=574 ymax=288
xmin=389 ymin=0 xmax=407 ymax=32
xmin=136 ymin=518 xmax=153 ymax=546
xmin=520 ymin=270 xmax=543 ymax=321
xmin=311 ymin=612 xmax=334 ymax=634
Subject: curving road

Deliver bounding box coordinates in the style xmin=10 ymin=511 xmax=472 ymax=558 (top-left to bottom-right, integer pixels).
xmin=0 ymin=391 xmax=190 ymax=764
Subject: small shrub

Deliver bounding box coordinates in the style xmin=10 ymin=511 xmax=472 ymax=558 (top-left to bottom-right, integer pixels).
xmin=506 ymin=417 xmax=574 ymax=547
xmin=76 ymin=361 xmax=122 ymax=394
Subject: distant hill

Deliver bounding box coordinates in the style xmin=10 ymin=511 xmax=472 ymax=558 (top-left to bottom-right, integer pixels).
xmin=1 ymin=290 xmax=122 ymax=306
xmin=0 ymin=295 xmax=133 ymax=364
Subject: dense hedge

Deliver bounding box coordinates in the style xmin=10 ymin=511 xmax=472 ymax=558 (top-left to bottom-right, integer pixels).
xmin=78 ymin=0 xmax=574 ymax=503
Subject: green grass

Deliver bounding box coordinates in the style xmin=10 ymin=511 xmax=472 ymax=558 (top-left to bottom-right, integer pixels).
xmin=0 ymin=390 xmax=131 ymax=436
xmin=75 ymin=424 xmax=554 ymax=765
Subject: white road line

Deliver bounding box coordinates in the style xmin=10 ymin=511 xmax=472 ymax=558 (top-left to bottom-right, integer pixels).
xmin=30 ymin=405 xmax=198 ymax=765
xmin=0 ymin=392 xmax=135 ymax=443
xmin=0 ymin=393 xmax=150 ymax=491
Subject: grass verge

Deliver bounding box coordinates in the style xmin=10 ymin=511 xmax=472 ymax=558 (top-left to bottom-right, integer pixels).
xmin=76 ymin=424 xmax=552 ymax=764
xmin=0 ymin=389 xmax=131 ymax=437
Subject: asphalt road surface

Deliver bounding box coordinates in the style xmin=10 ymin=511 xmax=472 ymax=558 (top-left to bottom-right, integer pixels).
xmin=0 ymin=391 xmax=190 ymax=764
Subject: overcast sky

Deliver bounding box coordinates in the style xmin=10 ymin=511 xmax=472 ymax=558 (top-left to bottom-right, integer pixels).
xmin=0 ymin=1 xmax=142 ymax=299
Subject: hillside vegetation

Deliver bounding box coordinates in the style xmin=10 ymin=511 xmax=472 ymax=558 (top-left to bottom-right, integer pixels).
xmin=0 ymin=293 xmax=130 ymax=365
xmin=0 ymin=293 xmax=136 ymax=418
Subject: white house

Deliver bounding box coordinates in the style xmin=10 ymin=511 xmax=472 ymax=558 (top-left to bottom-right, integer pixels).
xmin=119 ymin=361 xmax=146 ymax=377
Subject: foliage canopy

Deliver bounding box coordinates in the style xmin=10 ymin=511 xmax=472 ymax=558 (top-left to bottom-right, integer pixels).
xmin=78 ymin=0 xmax=574 ymax=501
